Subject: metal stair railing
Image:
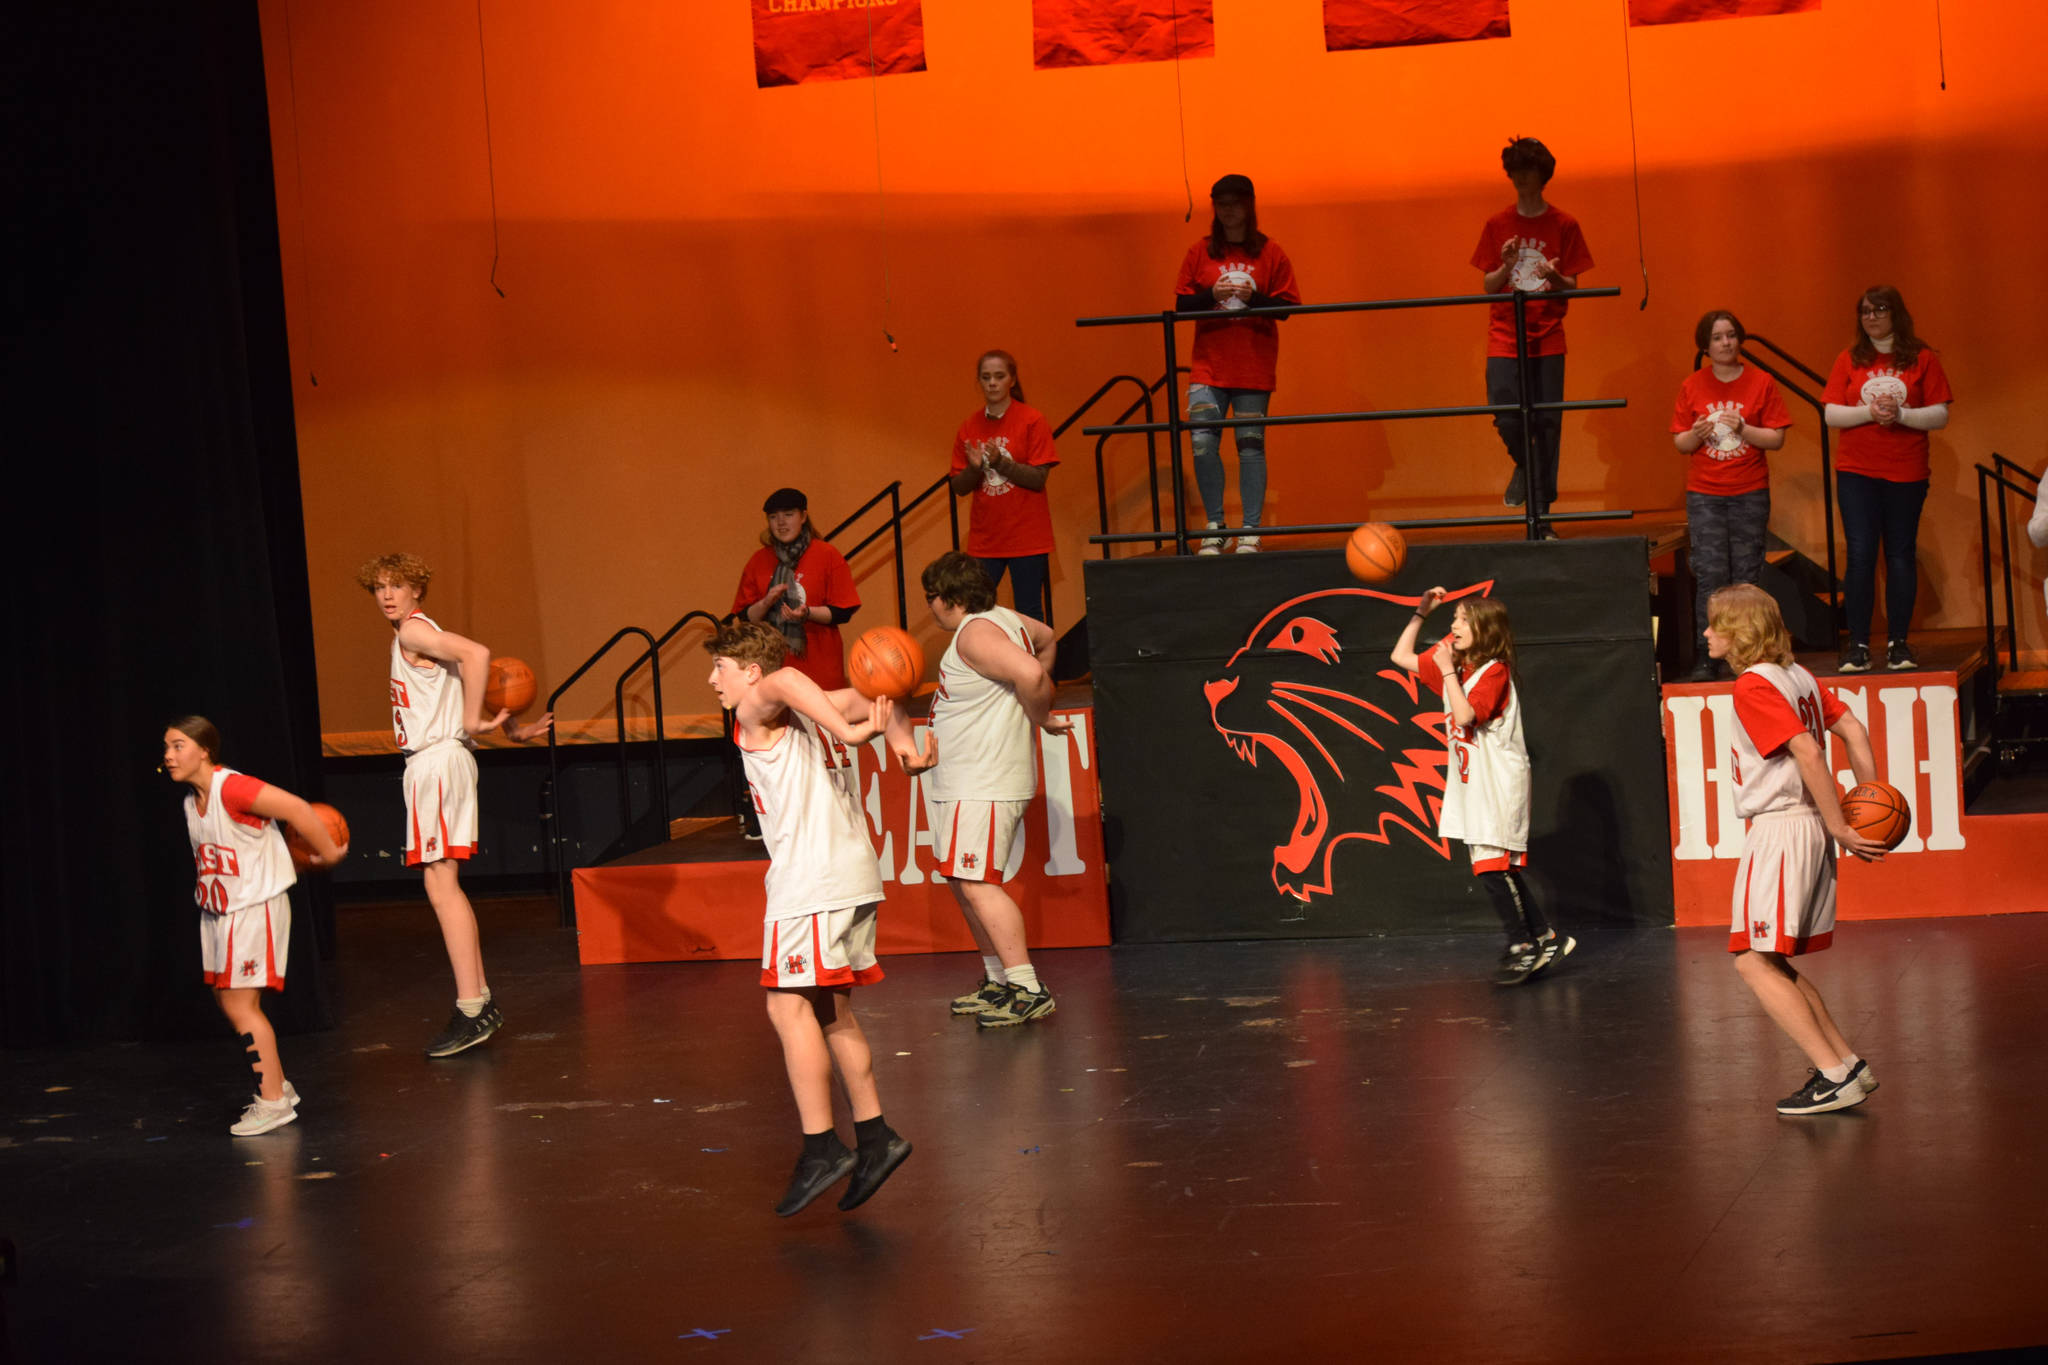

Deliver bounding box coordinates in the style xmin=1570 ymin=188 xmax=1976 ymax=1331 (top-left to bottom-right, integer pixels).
xmin=1976 ymin=453 xmax=2041 ymax=677
xmin=1049 ymin=368 xmax=1186 ymax=560
xmin=824 ymin=476 xmax=960 ymax=628
xmin=543 ymin=625 xmax=669 ymax=921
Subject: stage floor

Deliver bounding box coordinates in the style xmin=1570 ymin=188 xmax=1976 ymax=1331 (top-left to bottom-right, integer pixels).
xmin=6 ymin=900 xmax=2046 ymax=1364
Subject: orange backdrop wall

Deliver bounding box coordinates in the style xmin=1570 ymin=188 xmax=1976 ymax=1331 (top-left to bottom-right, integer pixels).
xmin=256 ymin=0 xmax=2048 ymax=738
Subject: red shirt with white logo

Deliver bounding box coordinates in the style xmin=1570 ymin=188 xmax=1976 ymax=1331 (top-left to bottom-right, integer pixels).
xmin=950 ymin=401 xmax=1059 ymax=558
xmin=1823 ymin=346 xmax=1953 ymax=483
xmin=1469 ymin=204 xmax=1594 ymax=358
xmin=1670 ymin=364 xmax=1794 ymax=496
xmin=1174 ymin=237 xmax=1301 ymax=391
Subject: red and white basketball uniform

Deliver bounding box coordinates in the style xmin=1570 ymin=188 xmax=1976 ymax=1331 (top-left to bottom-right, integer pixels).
xmin=1727 ymin=662 xmax=1847 ymax=957
xmin=184 ymin=768 xmax=294 ymax=990
xmin=740 ymin=713 xmax=886 ymax=988
xmin=927 ymin=606 xmax=1039 ymax=882
xmin=1415 ymin=647 xmax=1530 ymax=873
xmin=390 ymin=612 xmax=479 ymax=866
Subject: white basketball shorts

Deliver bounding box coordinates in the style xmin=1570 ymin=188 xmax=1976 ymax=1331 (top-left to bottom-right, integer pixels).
xmin=403 ymin=741 xmax=479 ymax=867
xmin=1728 ymin=807 xmax=1837 ymax=957
xmin=761 ymin=903 xmax=884 ymax=990
xmin=930 ymin=798 xmax=1030 ymax=882
xmin=202 ymin=891 xmax=290 ymax=990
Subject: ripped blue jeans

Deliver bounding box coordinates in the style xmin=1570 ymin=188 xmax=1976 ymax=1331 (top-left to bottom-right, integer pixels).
xmin=1187 ymin=383 xmax=1269 ymax=530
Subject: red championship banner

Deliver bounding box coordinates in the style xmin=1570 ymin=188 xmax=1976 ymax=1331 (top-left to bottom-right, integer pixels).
xmin=1663 ymin=673 xmax=2045 ymax=925
xmin=1628 ymin=0 xmax=1818 ymax=26
xmin=1324 ymin=0 xmax=1510 ymax=51
xmin=1033 ymin=0 xmax=1215 ymax=70
xmin=752 ymin=0 xmax=927 ymax=89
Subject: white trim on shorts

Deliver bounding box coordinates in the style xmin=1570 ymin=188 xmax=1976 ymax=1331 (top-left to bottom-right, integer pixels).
xmin=1728 ymin=807 xmax=1836 ymax=956
xmin=930 ymin=798 xmax=1030 ymax=882
xmin=761 ymin=903 xmax=884 ymax=989
xmin=202 ymin=891 xmax=290 ymax=990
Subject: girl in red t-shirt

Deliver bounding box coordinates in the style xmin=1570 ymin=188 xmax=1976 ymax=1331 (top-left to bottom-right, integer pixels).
xmin=1822 ymin=286 xmax=1953 ymax=672
xmin=1670 ymin=309 xmax=1793 ymax=680
xmin=733 ymin=487 xmax=861 ymax=690
xmin=948 ymin=349 xmax=1059 ymax=623
xmin=1173 ymin=173 xmax=1300 ymax=554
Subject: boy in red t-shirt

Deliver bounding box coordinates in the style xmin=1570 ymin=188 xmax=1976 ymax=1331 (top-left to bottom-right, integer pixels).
xmin=1470 ymin=137 xmax=1594 ymax=532
xmin=949 ymin=350 xmax=1059 ymax=622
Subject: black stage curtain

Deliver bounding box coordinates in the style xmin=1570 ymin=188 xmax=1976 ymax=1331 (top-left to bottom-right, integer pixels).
xmin=5 ymin=2 xmax=335 ymax=1045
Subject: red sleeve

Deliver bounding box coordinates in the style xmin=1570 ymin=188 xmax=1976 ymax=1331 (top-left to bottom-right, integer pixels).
xmin=1261 ymin=243 xmax=1300 ymax=305
xmin=950 ymin=417 xmax=972 ymax=473
xmin=814 ymin=543 xmax=860 ymax=610
xmin=1916 ymin=350 xmax=1954 ymax=405
xmin=1753 ymin=374 xmax=1793 ymax=430
xmin=733 ymin=548 xmax=771 ymax=615
xmin=1174 ymin=241 xmax=1205 ymax=297
xmin=1414 ymin=647 xmax=1445 ymax=695
xmin=1734 ymin=673 xmax=1805 ymax=759
xmin=1821 ymin=351 xmax=1856 ymax=405
xmin=1464 ymin=662 xmax=1510 ymax=726
xmin=1469 ymin=216 xmax=1500 ymax=272
xmin=1670 ymin=373 xmax=1700 ymax=434
xmin=1558 ymin=215 xmax=1593 ymax=275
xmin=220 ymin=773 xmax=269 ymax=828
xmin=1023 ymin=410 xmax=1059 ymax=468
xmin=1819 ymin=683 xmax=1847 ymax=729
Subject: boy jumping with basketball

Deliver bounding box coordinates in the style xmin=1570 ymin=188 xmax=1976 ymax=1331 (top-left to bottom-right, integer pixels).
xmin=909 ymin=552 xmax=1068 ymax=1027
xmin=1706 ymin=584 xmax=1887 ymax=1115
xmin=358 ymin=554 xmax=552 ymax=1058
xmin=708 ymin=619 xmax=925 ymax=1215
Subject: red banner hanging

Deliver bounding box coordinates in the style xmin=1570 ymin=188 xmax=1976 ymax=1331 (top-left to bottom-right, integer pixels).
xmin=1324 ymin=0 xmax=1511 ymax=52
xmin=752 ymin=0 xmax=927 ymax=89
xmin=1033 ymin=0 xmax=1215 ymax=70
xmin=1628 ymin=0 xmax=1819 ymax=25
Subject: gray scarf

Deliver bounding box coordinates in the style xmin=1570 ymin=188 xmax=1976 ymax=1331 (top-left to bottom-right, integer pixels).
xmin=769 ymin=530 xmax=810 ymax=656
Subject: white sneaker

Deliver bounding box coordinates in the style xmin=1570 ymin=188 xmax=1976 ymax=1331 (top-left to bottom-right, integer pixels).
xmin=1197 ymin=522 xmax=1226 ymax=555
xmin=1234 ymin=535 xmax=1261 ymax=554
xmin=283 ymin=1080 xmax=301 ymax=1109
xmin=230 ymin=1094 xmax=298 ymax=1136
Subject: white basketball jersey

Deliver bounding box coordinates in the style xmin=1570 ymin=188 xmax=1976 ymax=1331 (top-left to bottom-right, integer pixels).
xmin=390 ymin=611 xmax=468 ymax=754
xmin=740 ymin=714 xmax=885 ymax=922
xmin=928 ymin=606 xmax=1039 ymax=803
xmin=1731 ymin=663 xmax=1835 ymax=819
xmin=1436 ymin=660 xmax=1531 ymax=851
xmin=184 ymin=768 xmax=296 ymax=916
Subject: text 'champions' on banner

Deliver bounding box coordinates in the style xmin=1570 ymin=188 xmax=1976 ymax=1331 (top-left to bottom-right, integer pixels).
xmin=1032 ymin=0 xmax=1215 ymax=70
xmin=1627 ymin=0 xmax=1819 ymax=26
xmin=753 ymin=0 xmax=927 ymax=89
xmin=1323 ymin=0 xmax=1511 ymax=52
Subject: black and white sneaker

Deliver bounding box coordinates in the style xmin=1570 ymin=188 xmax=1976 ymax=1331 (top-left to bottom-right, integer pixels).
xmin=950 ymin=977 xmax=1010 ymax=1016
xmin=1837 ymin=643 xmax=1872 ymax=673
xmin=1845 ymin=1058 xmax=1879 ymax=1096
xmin=1886 ymin=639 xmax=1918 ymax=671
xmin=425 ymin=1004 xmax=504 ymax=1059
xmin=1776 ymin=1068 xmax=1868 ymax=1115
xmin=1493 ymin=943 xmax=1542 ymax=986
xmin=1530 ymin=932 xmax=1577 ymax=978
xmin=976 ymin=983 xmax=1056 ymax=1028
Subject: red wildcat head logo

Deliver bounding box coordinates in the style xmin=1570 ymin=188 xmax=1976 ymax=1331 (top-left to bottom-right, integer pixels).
xmin=1203 ymin=583 xmax=1493 ymax=901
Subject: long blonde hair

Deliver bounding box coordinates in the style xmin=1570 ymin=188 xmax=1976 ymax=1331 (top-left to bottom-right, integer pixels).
xmin=1707 ymin=583 xmax=1793 ymax=671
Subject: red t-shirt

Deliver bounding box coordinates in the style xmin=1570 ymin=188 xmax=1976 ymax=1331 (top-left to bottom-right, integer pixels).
xmin=1823 ymin=346 xmax=1953 ymax=483
xmin=1670 ymin=364 xmax=1793 ymax=496
xmin=732 ymin=538 xmax=860 ymax=689
xmin=1174 ymin=237 xmax=1300 ymax=391
xmin=1415 ymin=640 xmax=1511 ymax=726
xmin=951 ymin=401 xmax=1059 ymax=558
xmin=1469 ymin=204 xmax=1594 ymax=358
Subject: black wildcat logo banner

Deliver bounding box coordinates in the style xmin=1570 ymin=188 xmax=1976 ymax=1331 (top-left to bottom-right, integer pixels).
xmin=1203 ymin=581 xmax=1494 ymax=902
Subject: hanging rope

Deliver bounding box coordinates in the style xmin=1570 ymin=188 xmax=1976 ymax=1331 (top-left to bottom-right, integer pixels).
xmin=476 ymin=0 xmax=505 ymax=298
xmin=1169 ymin=0 xmax=1193 ymax=221
xmin=281 ymin=0 xmax=319 ymax=384
xmin=1933 ymin=0 xmax=1947 ymax=90
xmin=864 ymin=6 xmax=898 ymax=352
xmin=1618 ymin=0 xmax=1650 ymax=310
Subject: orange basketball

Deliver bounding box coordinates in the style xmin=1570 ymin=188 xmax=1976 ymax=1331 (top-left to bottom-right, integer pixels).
xmin=286 ymin=802 xmax=350 ymax=871
xmin=1840 ymin=780 xmax=1911 ymax=850
xmin=1345 ymin=522 xmax=1407 ymax=584
xmin=485 ymin=656 xmax=537 ymax=715
xmin=847 ymin=626 xmax=925 ymax=700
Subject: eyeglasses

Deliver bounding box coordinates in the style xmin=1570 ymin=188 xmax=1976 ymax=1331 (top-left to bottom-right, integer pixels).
xmin=1858 ymin=304 xmax=1892 ymax=316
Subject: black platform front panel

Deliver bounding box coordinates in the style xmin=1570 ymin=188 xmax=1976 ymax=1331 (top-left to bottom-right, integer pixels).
xmin=1085 ymin=539 xmax=1673 ymax=942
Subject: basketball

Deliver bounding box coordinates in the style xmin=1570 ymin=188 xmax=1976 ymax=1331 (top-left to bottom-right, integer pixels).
xmin=1345 ymin=522 xmax=1407 ymax=584
xmin=287 ymin=802 xmax=350 ymax=870
xmin=847 ymin=626 xmax=925 ymax=700
xmin=486 ymin=656 xmax=537 ymax=715
xmin=1840 ymin=780 xmax=1911 ymax=850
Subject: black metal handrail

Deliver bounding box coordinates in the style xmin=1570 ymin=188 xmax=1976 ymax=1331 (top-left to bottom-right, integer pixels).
xmin=1693 ymin=340 xmax=1840 ymax=636
xmin=825 ymin=475 xmax=960 ymax=627
xmin=1977 ymin=455 xmax=2041 ymax=676
xmin=1089 ymin=508 xmax=1637 ymax=546
xmin=543 ymin=624 xmax=668 ymax=921
xmin=1077 ymin=287 xmax=1626 ymax=549
xmin=1049 ymin=369 xmax=1186 ymax=560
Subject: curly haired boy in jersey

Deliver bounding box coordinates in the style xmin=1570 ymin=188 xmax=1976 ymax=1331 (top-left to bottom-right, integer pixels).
xmin=1706 ymin=584 xmax=1888 ymax=1115
xmin=708 ymin=619 xmax=932 ymax=1215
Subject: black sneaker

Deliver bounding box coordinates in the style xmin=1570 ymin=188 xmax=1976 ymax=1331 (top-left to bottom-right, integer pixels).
xmin=1886 ymin=639 xmax=1918 ymax=671
xmin=1845 ymin=1058 xmax=1879 ymax=1096
xmin=837 ymin=1134 xmax=913 ymax=1211
xmin=774 ymin=1139 xmax=855 ymax=1217
xmin=1504 ymin=467 xmax=1527 ymax=507
xmin=1837 ymin=643 xmax=1872 ymax=673
xmin=425 ymin=1004 xmax=504 ymax=1059
xmin=1493 ymin=943 xmax=1542 ymax=986
xmin=976 ymin=983 xmax=1056 ymax=1028
xmin=1776 ymin=1068 xmax=1867 ymax=1115
xmin=1530 ymin=932 xmax=1577 ymax=978
xmin=950 ymin=977 xmax=1010 ymax=1016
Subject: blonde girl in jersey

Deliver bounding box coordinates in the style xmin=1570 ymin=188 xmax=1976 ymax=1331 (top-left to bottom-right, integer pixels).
xmin=164 ymin=716 xmax=346 ymax=1135
xmin=1391 ymin=589 xmax=1571 ymax=985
